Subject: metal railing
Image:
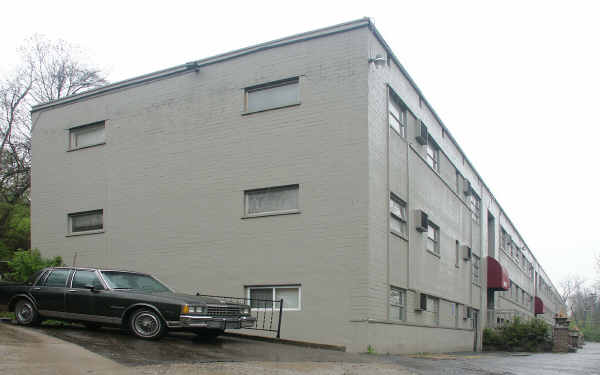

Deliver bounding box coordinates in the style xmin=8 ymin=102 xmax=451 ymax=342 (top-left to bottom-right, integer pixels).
xmin=196 ymin=294 xmax=283 ymax=338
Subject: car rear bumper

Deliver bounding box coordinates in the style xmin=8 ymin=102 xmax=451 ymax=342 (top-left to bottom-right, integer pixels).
xmin=167 ymin=315 xmax=257 ymax=329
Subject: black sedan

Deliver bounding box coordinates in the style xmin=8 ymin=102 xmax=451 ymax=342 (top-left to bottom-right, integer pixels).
xmin=0 ymin=267 xmax=255 ymax=340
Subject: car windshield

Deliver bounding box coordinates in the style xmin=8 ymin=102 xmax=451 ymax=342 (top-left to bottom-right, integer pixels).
xmin=100 ymin=271 xmax=172 ymax=293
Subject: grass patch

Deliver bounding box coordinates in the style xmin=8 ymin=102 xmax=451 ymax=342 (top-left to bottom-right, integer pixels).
xmin=0 ymin=311 xmax=15 ymax=320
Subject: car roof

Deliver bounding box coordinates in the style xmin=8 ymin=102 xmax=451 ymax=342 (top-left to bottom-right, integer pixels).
xmin=45 ymin=266 xmax=150 ymax=275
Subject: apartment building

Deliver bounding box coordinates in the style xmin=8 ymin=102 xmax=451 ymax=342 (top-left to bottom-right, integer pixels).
xmin=30 ymin=18 xmax=564 ymax=353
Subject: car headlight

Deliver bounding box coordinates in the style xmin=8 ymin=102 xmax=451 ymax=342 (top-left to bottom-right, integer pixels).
xmin=193 ymin=306 xmax=206 ymax=314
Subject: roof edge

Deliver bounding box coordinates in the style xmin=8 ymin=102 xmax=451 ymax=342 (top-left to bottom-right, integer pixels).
xmin=31 ymin=18 xmax=371 ymax=113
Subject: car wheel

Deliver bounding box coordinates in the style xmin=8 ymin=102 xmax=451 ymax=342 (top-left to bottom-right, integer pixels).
xmin=129 ymin=309 xmax=166 ymax=340
xmin=193 ymin=328 xmax=224 ymax=340
xmin=14 ymin=299 xmax=40 ymax=326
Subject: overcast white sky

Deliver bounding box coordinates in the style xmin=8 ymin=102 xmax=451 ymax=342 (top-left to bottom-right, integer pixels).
xmin=2 ymin=0 xmax=598 ymax=289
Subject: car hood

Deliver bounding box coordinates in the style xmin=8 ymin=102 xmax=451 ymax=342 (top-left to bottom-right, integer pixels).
xmin=113 ymin=290 xmax=246 ymax=306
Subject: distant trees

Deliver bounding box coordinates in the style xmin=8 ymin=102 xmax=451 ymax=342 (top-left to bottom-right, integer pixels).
xmin=560 ymin=272 xmax=600 ymax=341
xmin=0 ymin=35 xmax=107 ymax=261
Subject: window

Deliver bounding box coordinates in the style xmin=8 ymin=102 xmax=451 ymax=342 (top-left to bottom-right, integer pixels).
xmin=245 ymin=77 xmax=299 ymax=113
xmin=455 ymin=240 xmax=460 ymax=267
xmin=389 ymin=287 xmax=406 ymax=321
xmin=246 ymin=285 xmax=301 ymax=310
xmin=469 ymin=194 xmax=481 ymax=224
xmin=44 ymin=269 xmax=70 ymax=287
xmin=244 ymin=185 xmax=299 ymax=217
xmin=72 ymin=270 xmax=104 ymax=290
xmin=69 ymin=122 xmax=105 ymax=150
xmin=428 ymin=296 xmax=440 ymax=325
xmin=388 ymin=91 xmax=407 ymax=137
xmin=426 ymin=137 xmax=440 ymax=172
xmin=472 ymin=254 xmax=481 ymax=284
xmin=426 ymin=221 xmax=440 ymax=255
xmin=68 ymin=210 xmax=103 ymax=234
xmin=451 ymin=302 xmax=459 ymax=327
xmin=389 ymin=194 xmax=407 ymax=237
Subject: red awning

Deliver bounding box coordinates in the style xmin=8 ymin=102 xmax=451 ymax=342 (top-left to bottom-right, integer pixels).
xmin=535 ymin=296 xmax=545 ymax=315
xmin=487 ymin=256 xmax=509 ymax=291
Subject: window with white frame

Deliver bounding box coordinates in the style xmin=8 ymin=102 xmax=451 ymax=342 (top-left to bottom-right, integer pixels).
xmin=388 ymin=91 xmax=407 ymax=137
xmin=246 ymin=285 xmax=301 ymax=310
xmin=455 ymin=240 xmax=460 ymax=267
xmin=69 ymin=122 xmax=105 ymax=150
xmin=244 ymin=184 xmax=299 ymax=216
xmin=389 ymin=287 xmax=406 ymax=321
xmin=428 ymin=296 xmax=440 ymax=325
xmin=427 ymin=221 xmax=440 ymax=255
xmin=472 ymin=254 xmax=481 ymax=284
xmin=451 ymin=302 xmax=459 ymax=327
xmin=426 ymin=137 xmax=440 ymax=172
xmin=245 ymin=77 xmax=299 ymax=113
xmin=389 ymin=193 xmax=407 ymax=237
xmin=68 ymin=210 xmax=103 ymax=234
xmin=469 ymin=194 xmax=481 ymax=224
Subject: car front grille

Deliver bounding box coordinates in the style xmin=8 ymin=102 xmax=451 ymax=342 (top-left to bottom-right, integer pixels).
xmin=207 ymin=305 xmax=241 ymax=317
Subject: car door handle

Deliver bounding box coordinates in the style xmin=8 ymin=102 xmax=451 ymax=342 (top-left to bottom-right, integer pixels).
xmin=32 ymin=287 xmax=41 ymax=291
xmin=67 ymin=289 xmax=77 ymax=293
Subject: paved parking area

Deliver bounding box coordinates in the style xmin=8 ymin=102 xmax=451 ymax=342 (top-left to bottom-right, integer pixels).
xmin=2 ymin=322 xmax=599 ymax=374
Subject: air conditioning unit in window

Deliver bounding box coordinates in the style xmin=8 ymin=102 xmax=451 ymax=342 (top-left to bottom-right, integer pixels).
xmin=415 ymin=292 xmax=427 ymax=311
xmin=415 ymin=210 xmax=428 ymax=232
xmin=463 ymin=306 xmax=472 ymax=320
xmin=462 ymin=245 xmax=472 ymax=261
xmin=464 ymin=180 xmax=472 ymax=196
xmin=416 ymin=121 xmax=428 ymax=145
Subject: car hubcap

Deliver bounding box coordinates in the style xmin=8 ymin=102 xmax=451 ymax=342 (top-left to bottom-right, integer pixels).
xmin=17 ymin=302 xmax=33 ymax=324
xmin=134 ymin=313 xmax=160 ymax=337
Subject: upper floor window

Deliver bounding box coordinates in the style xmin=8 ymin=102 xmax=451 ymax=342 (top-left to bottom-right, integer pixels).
xmin=469 ymin=194 xmax=481 ymax=224
xmin=69 ymin=121 xmax=105 ymax=150
xmin=426 ymin=137 xmax=440 ymax=172
xmin=389 ymin=193 xmax=407 ymax=237
xmin=472 ymin=254 xmax=481 ymax=284
xmin=244 ymin=184 xmax=299 ymax=217
xmin=388 ymin=91 xmax=407 ymax=137
xmin=427 ymin=221 xmax=440 ymax=255
xmin=245 ymin=77 xmax=299 ymax=113
xmin=68 ymin=210 xmax=103 ymax=234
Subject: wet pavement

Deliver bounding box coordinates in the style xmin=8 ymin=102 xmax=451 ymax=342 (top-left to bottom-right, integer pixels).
xmin=4 ymin=322 xmax=600 ymax=374
xmin=36 ymin=324 xmax=375 ymax=366
xmin=382 ymin=344 xmax=600 ymax=375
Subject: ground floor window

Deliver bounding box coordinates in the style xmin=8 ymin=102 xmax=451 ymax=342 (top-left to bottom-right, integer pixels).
xmin=246 ymin=285 xmax=301 ymax=310
xmin=389 ymin=287 xmax=406 ymax=321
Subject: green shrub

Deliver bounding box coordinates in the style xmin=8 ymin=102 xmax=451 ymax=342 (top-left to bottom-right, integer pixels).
xmin=6 ymin=249 xmax=62 ymax=282
xmin=483 ymin=317 xmax=550 ymax=351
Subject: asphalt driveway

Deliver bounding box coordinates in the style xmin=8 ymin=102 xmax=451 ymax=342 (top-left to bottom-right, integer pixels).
xmin=2 ymin=321 xmax=599 ymax=375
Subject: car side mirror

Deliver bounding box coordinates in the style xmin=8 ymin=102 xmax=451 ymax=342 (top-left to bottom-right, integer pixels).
xmin=84 ymin=284 xmax=99 ymax=292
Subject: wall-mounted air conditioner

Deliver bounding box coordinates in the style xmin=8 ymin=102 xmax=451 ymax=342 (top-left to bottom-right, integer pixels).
xmin=464 ymin=180 xmax=472 ymax=196
xmin=415 ymin=292 xmax=427 ymax=311
xmin=416 ymin=121 xmax=428 ymax=145
xmin=415 ymin=210 xmax=428 ymax=232
xmin=462 ymin=245 xmax=472 ymax=261
xmin=463 ymin=306 xmax=472 ymax=320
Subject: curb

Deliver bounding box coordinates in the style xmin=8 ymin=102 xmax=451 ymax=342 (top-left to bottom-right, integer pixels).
xmin=223 ymin=332 xmax=346 ymax=352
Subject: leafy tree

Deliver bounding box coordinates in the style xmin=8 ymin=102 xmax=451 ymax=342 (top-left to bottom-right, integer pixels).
xmin=0 ymin=35 xmax=106 ymax=260
xmin=6 ymin=249 xmax=62 ymax=282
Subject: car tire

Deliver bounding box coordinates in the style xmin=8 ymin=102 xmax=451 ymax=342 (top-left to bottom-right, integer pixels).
xmin=14 ymin=299 xmax=40 ymax=326
xmin=129 ymin=309 xmax=166 ymax=340
xmin=193 ymin=328 xmax=224 ymax=340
